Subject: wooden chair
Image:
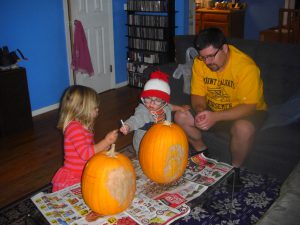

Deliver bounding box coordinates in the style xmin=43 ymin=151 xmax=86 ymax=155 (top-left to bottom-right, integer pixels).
xmin=260 ymin=8 xmax=300 ymax=44
xmin=278 ymin=8 xmax=300 ymax=44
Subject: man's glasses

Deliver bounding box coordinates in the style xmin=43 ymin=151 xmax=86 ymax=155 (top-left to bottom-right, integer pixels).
xmin=197 ymin=47 xmax=222 ymax=62
xmin=142 ymin=97 xmax=164 ymax=105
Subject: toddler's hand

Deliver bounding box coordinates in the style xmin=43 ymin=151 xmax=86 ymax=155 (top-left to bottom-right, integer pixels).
xmin=120 ymin=124 xmax=130 ymax=135
xmin=105 ymin=129 xmax=118 ymax=145
xmin=179 ymin=105 xmax=190 ymax=112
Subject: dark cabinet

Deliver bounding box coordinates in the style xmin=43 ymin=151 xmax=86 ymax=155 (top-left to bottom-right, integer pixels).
xmin=195 ymin=9 xmax=245 ymax=38
xmin=0 ymin=68 xmax=33 ymax=136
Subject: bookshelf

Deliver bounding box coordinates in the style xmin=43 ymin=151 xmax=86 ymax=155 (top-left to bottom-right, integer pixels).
xmin=126 ymin=0 xmax=175 ymax=88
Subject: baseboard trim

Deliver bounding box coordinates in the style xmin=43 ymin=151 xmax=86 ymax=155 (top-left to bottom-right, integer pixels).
xmin=31 ymin=83 xmax=129 ymax=117
xmin=115 ymin=80 xmax=128 ymax=88
xmin=32 ymin=103 xmax=59 ymax=117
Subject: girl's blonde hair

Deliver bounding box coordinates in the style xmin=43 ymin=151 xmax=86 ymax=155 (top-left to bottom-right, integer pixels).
xmin=57 ymin=85 xmax=99 ymax=132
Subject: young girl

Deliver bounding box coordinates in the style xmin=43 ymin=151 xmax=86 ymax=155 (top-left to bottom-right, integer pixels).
xmin=52 ymin=85 xmax=118 ymax=192
xmin=120 ymin=71 xmax=190 ymax=154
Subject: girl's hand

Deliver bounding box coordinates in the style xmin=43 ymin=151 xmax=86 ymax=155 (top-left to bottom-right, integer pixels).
xmin=94 ymin=130 xmax=118 ymax=153
xmin=120 ymin=124 xmax=130 ymax=135
xmin=105 ymin=129 xmax=118 ymax=145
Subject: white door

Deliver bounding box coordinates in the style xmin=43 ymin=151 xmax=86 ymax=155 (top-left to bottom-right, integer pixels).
xmin=67 ymin=0 xmax=115 ymax=93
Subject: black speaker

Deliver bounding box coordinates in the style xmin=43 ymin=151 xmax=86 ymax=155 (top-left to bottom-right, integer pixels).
xmin=0 ymin=68 xmax=33 ymax=136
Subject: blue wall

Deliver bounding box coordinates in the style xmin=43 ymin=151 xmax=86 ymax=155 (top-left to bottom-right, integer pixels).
xmin=0 ymin=0 xmax=285 ymax=113
xmin=113 ymin=0 xmax=128 ymax=84
xmin=0 ymin=0 xmax=69 ymax=112
xmin=244 ymin=0 xmax=285 ymax=40
xmin=176 ymin=0 xmax=189 ymax=35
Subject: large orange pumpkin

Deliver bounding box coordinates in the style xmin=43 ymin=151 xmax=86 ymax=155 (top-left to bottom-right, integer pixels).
xmin=139 ymin=121 xmax=189 ymax=184
xmin=81 ymin=144 xmax=136 ymax=215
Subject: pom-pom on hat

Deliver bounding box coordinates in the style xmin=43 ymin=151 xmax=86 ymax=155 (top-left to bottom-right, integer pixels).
xmin=141 ymin=71 xmax=170 ymax=103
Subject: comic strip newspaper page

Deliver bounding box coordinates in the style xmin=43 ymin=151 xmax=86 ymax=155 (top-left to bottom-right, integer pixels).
xmin=183 ymin=153 xmax=233 ymax=186
xmin=31 ymin=183 xmax=190 ymax=225
xmin=132 ymin=159 xmax=208 ymax=204
xmin=31 ymin=153 xmax=232 ymax=225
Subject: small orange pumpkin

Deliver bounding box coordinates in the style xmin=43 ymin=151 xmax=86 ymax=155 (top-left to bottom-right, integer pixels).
xmin=81 ymin=144 xmax=136 ymax=215
xmin=139 ymin=121 xmax=189 ymax=184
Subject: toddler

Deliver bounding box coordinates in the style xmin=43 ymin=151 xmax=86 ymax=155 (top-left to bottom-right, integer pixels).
xmin=120 ymin=71 xmax=189 ymax=154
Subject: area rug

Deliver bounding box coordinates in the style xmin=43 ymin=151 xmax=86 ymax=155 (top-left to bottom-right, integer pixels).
xmin=174 ymin=169 xmax=281 ymax=225
xmin=0 ymin=145 xmax=281 ymax=225
xmin=0 ymin=184 xmax=52 ymax=225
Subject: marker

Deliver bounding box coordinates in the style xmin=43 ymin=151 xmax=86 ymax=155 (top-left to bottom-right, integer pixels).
xmin=121 ymin=119 xmax=125 ymax=127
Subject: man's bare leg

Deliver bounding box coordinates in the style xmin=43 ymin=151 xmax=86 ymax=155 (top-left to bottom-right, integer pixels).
xmin=230 ymin=120 xmax=255 ymax=168
xmin=228 ymin=119 xmax=256 ymax=191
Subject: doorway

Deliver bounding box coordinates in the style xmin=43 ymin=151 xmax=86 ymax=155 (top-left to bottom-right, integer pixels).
xmin=189 ymin=0 xmax=196 ymax=34
xmin=63 ymin=0 xmax=115 ymax=93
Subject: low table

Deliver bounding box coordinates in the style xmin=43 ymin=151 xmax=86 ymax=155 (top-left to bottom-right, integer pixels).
xmin=188 ymin=169 xmax=234 ymax=205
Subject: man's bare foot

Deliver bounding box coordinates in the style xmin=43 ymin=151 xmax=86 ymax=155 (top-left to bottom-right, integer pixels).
xmin=85 ymin=211 xmax=103 ymax=222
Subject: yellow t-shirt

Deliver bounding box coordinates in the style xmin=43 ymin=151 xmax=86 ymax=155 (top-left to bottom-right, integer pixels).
xmin=191 ymin=45 xmax=267 ymax=112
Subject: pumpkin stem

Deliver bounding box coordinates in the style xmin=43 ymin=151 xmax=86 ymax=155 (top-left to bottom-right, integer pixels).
xmin=106 ymin=144 xmax=117 ymax=158
xmin=163 ymin=120 xmax=172 ymax=126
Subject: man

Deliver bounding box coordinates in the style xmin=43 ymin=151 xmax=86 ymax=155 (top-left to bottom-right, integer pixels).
xmin=174 ymin=27 xmax=267 ymax=190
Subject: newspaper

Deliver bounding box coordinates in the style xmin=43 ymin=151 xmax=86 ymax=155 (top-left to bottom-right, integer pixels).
xmin=132 ymin=159 xmax=209 ymax=204
xmin=31 ymin=153 xmax=233 ymax=225
xmin=31 ymin=183 xmax=189 ymax=225
xmin=183 ymin=153 xmax=233 ymax=186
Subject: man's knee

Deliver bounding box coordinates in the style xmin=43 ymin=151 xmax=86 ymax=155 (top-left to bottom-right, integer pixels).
xmin=230 ymin=120 xmax=255 ymax=139
xmin=174 ymin=111 xmax=190 ymax=124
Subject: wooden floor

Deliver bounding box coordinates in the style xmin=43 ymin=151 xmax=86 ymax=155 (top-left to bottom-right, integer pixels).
xmin=0 ymin=86 xmax=141 ymax=209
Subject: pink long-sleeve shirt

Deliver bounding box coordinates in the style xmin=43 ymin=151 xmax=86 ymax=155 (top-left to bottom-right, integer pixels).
xmin=63 ymin=120 xmax=95 ymax=173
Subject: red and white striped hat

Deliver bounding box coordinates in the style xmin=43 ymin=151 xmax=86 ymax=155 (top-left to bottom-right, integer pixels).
xmin=141 ymin=71 xmax=170 ymax=103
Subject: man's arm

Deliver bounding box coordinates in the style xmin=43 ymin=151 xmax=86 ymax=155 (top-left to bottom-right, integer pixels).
xmin=192 ymin=94 xmax=256 ymax=121
xmin=213 ymin=104 xmax=256 ymax=122
xmin=196 ymin=103 xmax=257 ymax=130
xmin=191 ymin=94 xmax=207 ymax=114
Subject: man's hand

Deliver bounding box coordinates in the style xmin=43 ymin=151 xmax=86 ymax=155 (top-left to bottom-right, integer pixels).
xmin=195 ymin=111 xmax=216 ymax=130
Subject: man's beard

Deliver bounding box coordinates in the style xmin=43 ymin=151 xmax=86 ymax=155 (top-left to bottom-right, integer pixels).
xmin=207 ymin=63 xmax=220 ymax=72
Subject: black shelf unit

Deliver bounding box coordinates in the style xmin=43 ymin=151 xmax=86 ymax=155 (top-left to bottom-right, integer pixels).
xmin=126 ymin=0 xmax=175 ymax=88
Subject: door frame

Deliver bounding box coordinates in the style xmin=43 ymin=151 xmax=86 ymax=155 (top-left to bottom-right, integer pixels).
xmin=189 ymin=0 xmax=196 ymax=34
xmin=62 ymin=0 xmax=116 ymax=87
